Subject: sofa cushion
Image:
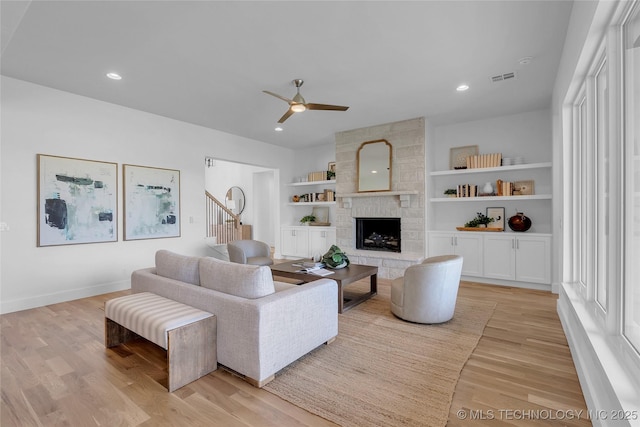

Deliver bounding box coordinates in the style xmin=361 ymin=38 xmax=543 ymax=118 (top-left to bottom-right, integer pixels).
xmin=199 ymin=256 xmax=275 ymax=299
xmin=155 ymin=250 xmax=200 ymax=286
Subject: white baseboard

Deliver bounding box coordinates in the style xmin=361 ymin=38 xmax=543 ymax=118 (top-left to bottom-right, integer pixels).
xmin=0 ymin=279 xmax=130 ymax=314
xmin=461 ymin=275 xmax=552 ymax=291
xmin=557 ymin=283 xmax=640 ymax=427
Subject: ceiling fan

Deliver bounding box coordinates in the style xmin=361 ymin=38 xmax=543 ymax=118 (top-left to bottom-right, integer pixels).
xmin=263 ymin=79 xmax=349 ymax=123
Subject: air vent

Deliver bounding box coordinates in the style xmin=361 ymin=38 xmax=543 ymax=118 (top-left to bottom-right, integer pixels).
xmin=490 ymin=72 xmax=516 ymax=83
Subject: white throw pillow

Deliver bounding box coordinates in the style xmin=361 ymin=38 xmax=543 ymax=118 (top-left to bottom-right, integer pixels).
xmin=199 ymin=257 xmax=275 ymax=299
xmin=155 ymin=250 xmax=200 ymax=286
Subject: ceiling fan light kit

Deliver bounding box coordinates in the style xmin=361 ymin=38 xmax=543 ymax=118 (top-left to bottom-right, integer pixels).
xmin=263 ymin=79 xmax=349 ymax=123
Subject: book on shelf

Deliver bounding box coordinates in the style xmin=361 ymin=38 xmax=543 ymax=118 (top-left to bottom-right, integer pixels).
xmin=456 ymin=184 xmax=478 ymax=197
xmin=495 ymin=179 xmax=533 ymax=197
xmin=466 ymin=153 xmax=502 ymax=169
xmin=307 ymin=171 xmax=330 ymax=182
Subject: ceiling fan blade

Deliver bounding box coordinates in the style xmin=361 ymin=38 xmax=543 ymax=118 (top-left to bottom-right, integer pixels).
xmin=263 ymin=90 xmax=293 ymax=104
xmin=306 ymin=103 xmax=349 ymax=111
xmin=278 ymin=109 xmax=295 ymax=123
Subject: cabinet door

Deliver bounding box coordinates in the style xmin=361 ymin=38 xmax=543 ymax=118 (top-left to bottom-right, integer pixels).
xmin=455 ymin=233 xmax=484 ymax=276
xmin=515 ymin=236 xmax=551 ymax=284
xmin=483 ymin=235 xmax=516 ymax=280
xmin=281 ymin=227 xmax=309 ymax=257
xmin=309 ymin=227 xmax=336 ymax=259
xmin=428 ymin=233 xmax=455 ymax=257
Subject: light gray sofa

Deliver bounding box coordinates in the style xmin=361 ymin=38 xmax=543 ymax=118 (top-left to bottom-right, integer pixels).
xmin=131 ymin=250 xmax=338 ymax=387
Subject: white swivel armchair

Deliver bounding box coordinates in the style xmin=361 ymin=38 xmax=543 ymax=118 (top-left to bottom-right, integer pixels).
xmin=227 ymin=240 xmax=274 ymax=266
xmin=390 ymin=255 xmax=463 ymax=324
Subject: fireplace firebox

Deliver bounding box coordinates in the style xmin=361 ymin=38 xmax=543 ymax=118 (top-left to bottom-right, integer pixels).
xmin=355 ymin=217 xmax=401 ymax=253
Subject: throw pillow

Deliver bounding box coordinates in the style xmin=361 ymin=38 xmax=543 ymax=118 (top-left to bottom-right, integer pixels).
xmin=155 ymin=250 xmax=200 ymax=286
xmin=198 ymin=257 xmax=275 ymax=299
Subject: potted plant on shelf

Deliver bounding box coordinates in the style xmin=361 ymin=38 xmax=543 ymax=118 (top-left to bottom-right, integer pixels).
xmin=300 ymin=215 xmax=316 ymax=226
xmin=444 ymin=189 xmax=457 ymax=198
xmin=464 ymin=212 xmax=495 ymax=228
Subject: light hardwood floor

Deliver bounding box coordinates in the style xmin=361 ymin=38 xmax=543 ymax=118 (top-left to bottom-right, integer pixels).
xmin=1 ymin=280 xmax=590 ymax=426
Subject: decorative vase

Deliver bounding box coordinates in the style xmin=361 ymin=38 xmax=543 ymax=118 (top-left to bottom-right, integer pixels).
xmin=508 ymin=212 xmax=532 ymax=232
xmin=483 ymin=182 xmax=493 ymax=194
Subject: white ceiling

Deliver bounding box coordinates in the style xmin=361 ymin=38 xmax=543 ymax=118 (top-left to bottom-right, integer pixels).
xmin=0 ymin=1 xmax=573 ymax=149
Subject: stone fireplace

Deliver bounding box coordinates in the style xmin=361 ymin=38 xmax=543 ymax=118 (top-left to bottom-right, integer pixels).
xmin=356 ymin=217 xmax=401 ymax=252
xmin=334 ymin=117 xmax=425 ymax=279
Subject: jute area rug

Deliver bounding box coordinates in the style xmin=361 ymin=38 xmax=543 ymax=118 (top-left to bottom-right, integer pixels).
xmin=264 ymin=287 xmax=496 ymax=427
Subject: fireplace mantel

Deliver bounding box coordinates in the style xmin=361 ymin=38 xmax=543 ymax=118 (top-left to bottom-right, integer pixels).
xmin=338 ymin=190 xmax=418 ymax=208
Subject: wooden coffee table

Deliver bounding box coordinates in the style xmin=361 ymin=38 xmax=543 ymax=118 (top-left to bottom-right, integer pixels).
xmin=270 ymin=260 xmax=378 ymax=313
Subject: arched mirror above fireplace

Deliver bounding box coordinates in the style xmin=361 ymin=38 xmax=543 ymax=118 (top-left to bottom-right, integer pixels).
xmin=357 ymin=139 xmax=392 ymax=192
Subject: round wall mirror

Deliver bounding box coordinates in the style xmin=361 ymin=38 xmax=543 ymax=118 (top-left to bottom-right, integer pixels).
xmin=225 ymin=186 xmax=246 ymax=215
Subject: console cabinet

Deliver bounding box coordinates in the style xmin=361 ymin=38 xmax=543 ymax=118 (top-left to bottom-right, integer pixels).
xmin=281 ymin=226 xmax=336 ymax=258
xmin=483 ymin=234 xmax=551 ymax=284
xmin=428 ymin=232 xmax=483 ymax=276
xmin=428 ymin=231 xmax=551 ymax=286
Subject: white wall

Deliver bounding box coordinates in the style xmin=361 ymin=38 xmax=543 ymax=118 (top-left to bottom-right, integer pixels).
xmin=0 ymin=76 xmax=293 ymax=313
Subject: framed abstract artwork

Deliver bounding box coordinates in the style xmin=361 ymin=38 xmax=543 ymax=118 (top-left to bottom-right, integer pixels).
xmin=123 ymin=164 xmax=180 ymax=240
xmin=486 ymin=207 xmax=505 ymax=230
xmin=37 ymin=154 xmax=117 ymax=246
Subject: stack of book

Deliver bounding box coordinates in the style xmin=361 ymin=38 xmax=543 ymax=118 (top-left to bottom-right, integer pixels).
xmin=466 ymin=153 xmax=502 ymax=169
xmin=324 ymin=189 xmax=335 ymax=201
xmin=457 ymin=184 xmax=478 ymax=197
xmin=308 ymin=171 xmax=331 ymax=182
xmin=496 ymin=179 xmax=513 ymax=196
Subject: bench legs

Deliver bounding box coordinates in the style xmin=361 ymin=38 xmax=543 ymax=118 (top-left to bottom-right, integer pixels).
xmin=105 ymin=316 xmax=217 ymax=392
xmin=167 ymin=316 xmax=217 ymax=392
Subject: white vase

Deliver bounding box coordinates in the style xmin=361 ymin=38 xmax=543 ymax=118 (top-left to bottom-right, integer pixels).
xmin=483 ymin=182 xmax=493 ymax=194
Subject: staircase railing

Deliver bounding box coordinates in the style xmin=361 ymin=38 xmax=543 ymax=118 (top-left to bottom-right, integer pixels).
xmin=205 ymin=191 xmax=241 ymax=244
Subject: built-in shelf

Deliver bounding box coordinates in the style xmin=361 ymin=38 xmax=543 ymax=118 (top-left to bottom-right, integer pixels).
xmin=287 ymin=201 xmax=336 ymax=206
xmin=431 ymin=194 xmax=552 ymax=202
xmin=286 ymin=180 xmax=336 ymax=187
xmin=430 ymin=162 xmax=552 ymax=176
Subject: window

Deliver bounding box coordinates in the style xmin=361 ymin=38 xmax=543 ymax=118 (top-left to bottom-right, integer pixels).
xmin=623 ymin=2 xmax=640 ymax=353
xmin=576 ymin=95 xmax=588 ymax=289
xmin=595 ymin=57 xmax=609 ymax=311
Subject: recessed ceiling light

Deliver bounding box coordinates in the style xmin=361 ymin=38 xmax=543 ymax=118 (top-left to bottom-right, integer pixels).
xmin=456 ymin=84 xmax=469 ymax=92
xmin=274 ymin=127 xmax=283 ymax=132
xmin=106 ymin=72 xmax=122 ymax=80
xmin=518 ymin=56 xmax=533 ymax=65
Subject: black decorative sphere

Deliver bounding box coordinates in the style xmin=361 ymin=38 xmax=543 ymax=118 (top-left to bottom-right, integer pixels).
xmin=508 ymin=212 xmax=532 ymax=232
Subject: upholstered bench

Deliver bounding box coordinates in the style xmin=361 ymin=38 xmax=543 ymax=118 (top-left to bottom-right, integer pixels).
xmin=104 ymin=292 xmax=217 ymax=392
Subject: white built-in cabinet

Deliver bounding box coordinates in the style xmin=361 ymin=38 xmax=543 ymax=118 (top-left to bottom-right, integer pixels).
xmin=281 ymin=226 xmax=308 ymax=258
xmin=428 ymin=159 xmax=553 ymax=288
xmin=309 ymin=227 xmax=337 ymax=259
xmin=483 ymin=234 xmax=551 ymax=284
xmin=281 ymin=226 xmax=336 ymax=258
xmin=428 ymin=231 xmax=551 ymax=285
xmin=428 ymin=232 xmax=483 ymax=276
